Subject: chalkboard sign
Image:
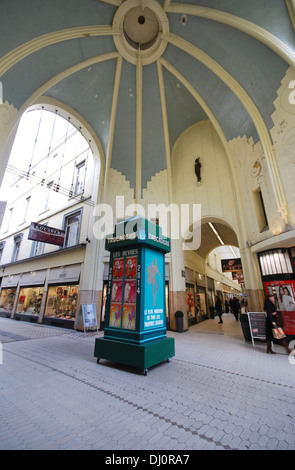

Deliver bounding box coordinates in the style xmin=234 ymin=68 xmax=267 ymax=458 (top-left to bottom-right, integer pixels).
xmin=248 ymin=312 xmax=266 ymax=345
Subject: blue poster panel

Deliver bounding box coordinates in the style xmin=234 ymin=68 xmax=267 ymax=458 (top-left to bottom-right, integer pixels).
xmin=143 ymin=248 xmax=165 ymax=330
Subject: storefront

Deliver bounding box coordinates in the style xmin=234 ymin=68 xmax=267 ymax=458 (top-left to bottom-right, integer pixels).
xmin=43 ymin=264 xmax=80 ymax=329
xmin=0 ymin=275 xmax=19 ymax=317
xmin=185 ymin=268 xmax=196 ymax=326
xmin=14 ymin=270 xmax=46 ymax=323
xmin=207 ymin=277 xmax=215 ymax=317
xmin=258 ymin=248 xmax=295 ymax=338
xmin=196 ymin=273 xmax=208 ymax=321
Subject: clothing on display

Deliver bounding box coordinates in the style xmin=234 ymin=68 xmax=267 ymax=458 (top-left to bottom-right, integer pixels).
xmin=44 ymin=285 xmax=79 ymax=321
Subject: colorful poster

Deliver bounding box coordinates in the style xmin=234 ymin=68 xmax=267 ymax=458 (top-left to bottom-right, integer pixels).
xmin=144 ymin=248 xmax=164 ymax=330
xmin=221 ymin=258 xmax=242 ymax=272
xmin=109 ymin=302 xmax=122 ymax=327
xmin=111 ymin=280 xmax=123 ymax=302
xmin=264 ymin=280 xmax=295 ymax=335
xmin=108 ymin=250 xmax=138 ymax=330
xmin=122 ymin=304 xmax=136 ymax=330
xmin=125 ymin=256 xmax=137 ymax=277
xmin=124 ymin=280 xmax=136 ymax=303
xmin=113 ymin=258 xmax=124 ymax=277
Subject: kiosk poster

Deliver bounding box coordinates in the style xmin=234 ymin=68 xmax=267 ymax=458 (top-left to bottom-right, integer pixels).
xmin=264 ymin=280 xmax=295 ymax=335
xmin=108 ymin=249 xmax=138 ymax=330
xmin=144 ymin=248 xmax=165 ymax=330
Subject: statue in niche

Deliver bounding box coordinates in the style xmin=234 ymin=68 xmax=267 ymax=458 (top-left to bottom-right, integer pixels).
xmin=194 ymin=157 xmax=201 ymax=182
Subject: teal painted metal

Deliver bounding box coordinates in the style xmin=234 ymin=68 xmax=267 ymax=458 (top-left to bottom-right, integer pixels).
xmin=94 ymin=337 xmax=175 ymax=375
xmin=94 ymin=216 xmax=175 ymax=374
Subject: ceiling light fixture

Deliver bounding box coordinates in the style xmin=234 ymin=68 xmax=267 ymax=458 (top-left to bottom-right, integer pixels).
xmin=209 ymin=222 xmax=224 ymax=245
xmin=229 ymin=246 xmax=237 ymax=258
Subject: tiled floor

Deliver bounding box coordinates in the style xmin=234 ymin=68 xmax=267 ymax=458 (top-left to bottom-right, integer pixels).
xmin=0 ymin=314 xmax=294 ymax=451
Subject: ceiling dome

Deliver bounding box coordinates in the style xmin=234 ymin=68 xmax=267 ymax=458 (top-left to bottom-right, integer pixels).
xmin=113 ymin=0 xmax=169 ymax=65
xmin=1 ymin=0 xmax=294 ymax=202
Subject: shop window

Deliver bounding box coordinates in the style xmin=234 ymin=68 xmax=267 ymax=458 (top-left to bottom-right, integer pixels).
xmin=44 ymin=285 xmax=78 ymax=321
xmin=100 ymin=281 xmax=108 ymax=329
xmin=259 ymin=249 xmax=293 ymax=276
xmin=253 ymin=188 xmax=268 ymax=232
xmin=64 ymin=210 xmax=81 ymax=247
xmin=0 ymin=288 xmax=16 ymax=313
xmin=186 ymin=283 xmax=195 ymax=325
xmin=16 ymin=287 xmax=44 ymax=316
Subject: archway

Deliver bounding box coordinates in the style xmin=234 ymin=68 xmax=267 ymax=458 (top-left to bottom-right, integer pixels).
xmin=182 ymin=216 xmax=244 ymax=330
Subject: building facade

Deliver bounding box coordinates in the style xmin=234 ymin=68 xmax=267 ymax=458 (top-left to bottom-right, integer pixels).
xmin=0 ymin=1 xmax=295 ymax=333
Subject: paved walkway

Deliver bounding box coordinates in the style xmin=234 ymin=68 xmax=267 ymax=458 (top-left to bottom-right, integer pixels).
xmin=0 ymin=314 xmax=295 ymax=451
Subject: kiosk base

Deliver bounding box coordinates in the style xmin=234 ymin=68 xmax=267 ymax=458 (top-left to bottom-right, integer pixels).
xmin=94 ymin=337 xmax=175 ymax=375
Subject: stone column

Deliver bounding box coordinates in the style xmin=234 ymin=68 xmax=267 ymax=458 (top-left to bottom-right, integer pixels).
xmin=169 ymin=237 xmax=187 ymax=330
xmin=240 ymin=246 xmax=265 ymax=312
xmin=0 ymin=102 xmax=19 ymax=186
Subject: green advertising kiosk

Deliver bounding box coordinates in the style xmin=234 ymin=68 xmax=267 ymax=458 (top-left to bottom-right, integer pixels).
xmin=94 ymin=216 xmax=175 ymax=375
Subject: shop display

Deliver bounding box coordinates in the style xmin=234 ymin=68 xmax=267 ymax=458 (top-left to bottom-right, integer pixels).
xmin=0 ymin=288 xmax=16 ymax=314
xmin=186 ymin=285 xmax=195 ymax=325
xmin=44 ymin=285 xmax=78 ymax=321
xmin=264 ymin=280 xmax=295 ymax=335
xmin=16 ymin=287 xmax=44 ymax=315
xmin=196 ymin=291 xmax=207 ymax=321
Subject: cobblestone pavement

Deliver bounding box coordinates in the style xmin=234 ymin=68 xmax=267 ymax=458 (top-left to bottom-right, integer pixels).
xmin=0 ymin=315 xmax=295 ymax=451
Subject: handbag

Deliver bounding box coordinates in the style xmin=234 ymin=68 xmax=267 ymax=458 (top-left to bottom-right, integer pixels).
xmin=272 ymin=325 xmax=286 ymax=340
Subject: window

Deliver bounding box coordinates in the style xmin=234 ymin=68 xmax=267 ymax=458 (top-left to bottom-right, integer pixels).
xmin=253 ymin=188 xmax=268 ymax=232
xmin=64 ymin=210 xmax=81 ymax=247
xmin=75 ymin=161 xmax=85 ymax=195
xmin=44 ymin=181 xmax=53 ymax=211
xmin=31 ymin=240 xmax=45 ymax=257
xmin=23 ymin=196 xmax=31 ymax=223
xmin=31 ymin=222 xmax=47 ymax=257
xmin=12 ymin=234 xmax=23 ymax=262
xmin=0 ymin=241 xmax=5 ymax=264
xmin=5 ymin=207 xmax=13 ymax=232
xmin=258 ymin=249 xmax=293 ymax=276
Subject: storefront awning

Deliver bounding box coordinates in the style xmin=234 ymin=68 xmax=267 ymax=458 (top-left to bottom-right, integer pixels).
xmin=48 ymin=264 xmax=81 ymax=284
xmin=20 ymin=270 xmax=47 ymax=286
xmin=1 ymin=275 xmax=20 ymax=288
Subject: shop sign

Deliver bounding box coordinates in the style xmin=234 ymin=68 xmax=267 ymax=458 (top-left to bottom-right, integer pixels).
xmin=28 ymin=222 xmax=65 ymax=247
xmin=82 ymin=304 xmax=98 ymax=333
xmin=221 ymin=258 xmax=242 ymax=272
xmin=232 ymin=271 xmax=244 ymax=283
xmin=248 ymin=312 xmax=266 ymax=345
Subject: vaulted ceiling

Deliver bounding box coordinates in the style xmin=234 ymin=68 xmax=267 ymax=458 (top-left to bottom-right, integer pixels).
xmin=1 ymin=0 xmax=295 ymax=257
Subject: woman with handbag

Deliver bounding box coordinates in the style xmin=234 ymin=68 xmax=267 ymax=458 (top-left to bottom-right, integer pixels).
xmin=264 ymin=294 xmax=292 ymax=354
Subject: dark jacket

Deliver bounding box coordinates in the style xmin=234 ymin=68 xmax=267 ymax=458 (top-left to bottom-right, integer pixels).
xmin=264 ymin=298 xmax=278 ymax=341
xmin=215 ymin=297 xmax=222 ymax=313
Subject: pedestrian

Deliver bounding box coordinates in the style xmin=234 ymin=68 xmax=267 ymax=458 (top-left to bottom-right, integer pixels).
xmin=225 ymin=300 xmax=229 ymax=313
xmin=232 ymin=296 xmax=240 ymax=321
xmin=215 ymin=296 xmax=223 ymax=324
xmin=264 ymin=294 xmax=291 ymax=355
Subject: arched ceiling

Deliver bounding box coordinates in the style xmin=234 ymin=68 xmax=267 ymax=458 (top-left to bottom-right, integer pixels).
xmin=1 ymin=0 xmax=294 ymax=202
xmin=196 ymin=222 xmax=239 ymax=259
